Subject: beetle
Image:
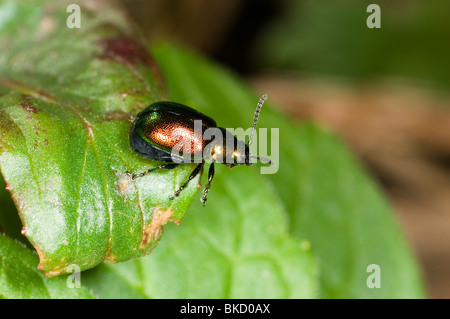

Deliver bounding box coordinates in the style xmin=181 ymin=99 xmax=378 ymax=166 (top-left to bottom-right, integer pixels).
xmin=128 ymin=94 xmax=272 ymax=206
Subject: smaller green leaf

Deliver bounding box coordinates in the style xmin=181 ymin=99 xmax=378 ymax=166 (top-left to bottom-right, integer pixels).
xmin=149 ymin=42 xmax=425 ymax=299
xmin=0 ymin=233 xmax=93 ymax=298
xmin=78 ymin=264 xmax=146 ymax=298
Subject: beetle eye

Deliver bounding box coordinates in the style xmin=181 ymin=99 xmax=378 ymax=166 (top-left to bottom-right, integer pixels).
xmin=213 ymin=145 xmax=223 ymax=155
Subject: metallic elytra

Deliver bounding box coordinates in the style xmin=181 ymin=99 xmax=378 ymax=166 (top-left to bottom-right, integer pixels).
xmin=130 ymin=101 xmax=216 ymax=162
xmin=129 ymin=95 xmax=272 ymax=206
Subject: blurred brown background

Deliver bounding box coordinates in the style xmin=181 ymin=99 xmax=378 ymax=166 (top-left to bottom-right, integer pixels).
xmin=122 ymin=0 xmax=450 ymax=298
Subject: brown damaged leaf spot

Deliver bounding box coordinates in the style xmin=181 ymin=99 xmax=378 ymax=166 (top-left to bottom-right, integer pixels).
xmin=35 ymin=16 xmax=56 ymax=40
xmin=98 ymin=36 xmax=166 ymax=94
xmin=0 ymin=110 xmax=13 ymax=152
xmin=98 ymin=110 xmax=133 ymax=122
xmin=20 ymin=95 xmax=41 ymax=114
xmin=33 ymin=234 xmax=68 ymax=277
xmin=104 ymin=253 xmax=116 ymax=263
xmin=43 ymin=264 xmax=75 ymax=278
xmin=98 ymin=102 xmax=146 ymax=122
xmin=99 ymin=37 xmax=157 ymax=67
xmin=116 ymin=171 xmax=134 ymax=199
xmin=139 ymin=206 xmax=174 ymax=249
xmin=44 ymin=268 xmax=63 ymax=278
xmin=35 ymin=247 xmax=60 ymax=277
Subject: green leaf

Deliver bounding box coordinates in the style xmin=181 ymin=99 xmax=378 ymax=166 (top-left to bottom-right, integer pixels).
xmin=87 ymin=167 xmax=317 ymax=298
xmin=0 ymin=0 xmax=317 ymax=298
xmin=0 ymin=0 xmax=199 ymax=276
xmin=0 ymin=0 xmax=424 ymax=299
xmin=273 ymin=124 xmax=425 ymax=298
xmin=148 ymin=42 xmax=425 ymax=298
xmin=0 ymin=233 xmax=93 ymax=298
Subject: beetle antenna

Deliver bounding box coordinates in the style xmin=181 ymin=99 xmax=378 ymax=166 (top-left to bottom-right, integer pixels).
xmin=248 ymin=94 xmax=268 ymax=146
xmin=250 ymin=155 xmax=273 ymax=166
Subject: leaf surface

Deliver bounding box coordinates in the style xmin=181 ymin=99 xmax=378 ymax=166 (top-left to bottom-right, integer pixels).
xmin=0 ymin=0 xmax=424 ymax=299
xmin=0 ymin=0 xmax=199 ymax=276
xmin=149 ymin=43 xmax=425 ymax=298
xmin=0 ymin=233 xmax=93 ymax=298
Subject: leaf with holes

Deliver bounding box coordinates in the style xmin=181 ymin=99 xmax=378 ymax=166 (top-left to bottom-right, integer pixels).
xmin=0 ymin=0 xmax=200 ymax=276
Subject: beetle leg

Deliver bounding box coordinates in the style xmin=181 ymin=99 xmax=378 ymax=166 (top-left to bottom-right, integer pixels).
xmin=130 ymin=163 xmax=179 ymax=180
xmin=198 ymin=163 xmax=205 ymax=188
xmin=170 ymin=162 xmax=204 ymax=200
xmin=201 ymin=160 xmax=215 ymax=207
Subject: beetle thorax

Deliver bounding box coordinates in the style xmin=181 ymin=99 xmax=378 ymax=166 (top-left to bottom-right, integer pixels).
xmin=208 ymin=128 xmax=248 ymax=167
